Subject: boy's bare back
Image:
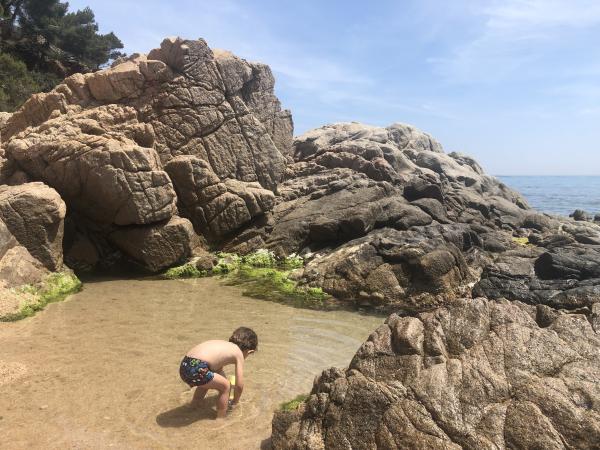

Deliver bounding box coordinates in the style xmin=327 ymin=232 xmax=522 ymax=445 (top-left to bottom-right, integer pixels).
xmin=186 ymin=340 xmax=242 ymax=372
xmin=179 ymin=327 xmax=257 ymax=418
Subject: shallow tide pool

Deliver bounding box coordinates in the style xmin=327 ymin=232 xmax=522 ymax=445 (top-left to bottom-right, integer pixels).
xmin=0 ymin=277 xmax=383 ymax=449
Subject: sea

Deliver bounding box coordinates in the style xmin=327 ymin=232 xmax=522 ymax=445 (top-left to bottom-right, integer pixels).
xmin=498 ymin=176 xmax=600 ymax=218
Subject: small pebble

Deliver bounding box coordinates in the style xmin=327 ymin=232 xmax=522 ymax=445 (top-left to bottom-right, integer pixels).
xmin=103 ymin=416 xmax=111 ymax=420
xmin=39 ymin=405 xmax=48 ymax=410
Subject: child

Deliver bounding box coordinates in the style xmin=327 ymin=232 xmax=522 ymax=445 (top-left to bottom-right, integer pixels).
xmin=179 ymin=327 xmax=258 ymax=419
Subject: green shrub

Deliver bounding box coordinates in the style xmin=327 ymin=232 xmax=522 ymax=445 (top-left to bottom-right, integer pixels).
xmin=279 ymin=394 xmax=308 ymax=411
xmin=0 ymin=52 xmax=42 ymax=112
xmin=164 ymin=263 xmax=205 ymax=279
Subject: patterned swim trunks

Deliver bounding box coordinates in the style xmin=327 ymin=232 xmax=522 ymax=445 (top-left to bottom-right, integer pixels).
xmin=179 ymin=356 xmax=215 ymax=386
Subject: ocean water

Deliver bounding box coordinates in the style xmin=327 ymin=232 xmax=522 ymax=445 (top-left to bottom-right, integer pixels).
xmin=498 ymin=176 xmax=600 ymax=217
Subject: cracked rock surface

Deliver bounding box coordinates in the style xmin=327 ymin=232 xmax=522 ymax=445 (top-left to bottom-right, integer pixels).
xmin=272 ymin=297 xmax=600 ymax=449
xmin=0 ymin=37 xmax=292 ymax=271
xmin=0 ymin=182 xmax=65 ymax=271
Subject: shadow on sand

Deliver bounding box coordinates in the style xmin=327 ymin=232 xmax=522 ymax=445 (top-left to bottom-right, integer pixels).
xmin=156 ymin=397 xmax=218 ymax=427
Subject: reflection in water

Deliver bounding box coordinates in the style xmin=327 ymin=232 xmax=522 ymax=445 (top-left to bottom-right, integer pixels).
xmin=0 ymin=277 xmax=383 ymax=449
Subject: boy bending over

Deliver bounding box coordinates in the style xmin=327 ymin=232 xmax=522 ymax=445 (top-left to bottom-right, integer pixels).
xmin=179 ymin=327 xmax=257 ymax=419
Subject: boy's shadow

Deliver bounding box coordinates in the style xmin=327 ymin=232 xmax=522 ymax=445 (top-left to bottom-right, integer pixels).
xmin=156 ymin=397 xmax=217 ymax=427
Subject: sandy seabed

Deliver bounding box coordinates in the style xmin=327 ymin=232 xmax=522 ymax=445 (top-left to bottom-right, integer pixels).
xmin=0 ymin=277 xmax=383 ymax=449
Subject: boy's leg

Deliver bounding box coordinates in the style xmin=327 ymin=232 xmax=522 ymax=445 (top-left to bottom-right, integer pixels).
xmin=191 ymin=386 xmax=208 ymax=406
xmin=199 ymin=372 xmax=230 ymax=419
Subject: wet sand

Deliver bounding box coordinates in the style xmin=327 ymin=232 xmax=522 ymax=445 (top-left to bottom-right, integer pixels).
xmin=0 ymin=277 xmax=383 ymax=449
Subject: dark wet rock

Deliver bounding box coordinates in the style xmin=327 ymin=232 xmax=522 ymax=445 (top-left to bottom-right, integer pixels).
xmin=474 ymin=245 xmax=600 ymax=310
xmin=410 ymin=198 xmax=449 ymax=224
xmin=570 ymin=209 xmax=592 ymax=221
xmin=534 ymin=248 xmax=600 ymax=280
xmin=298 ymin=226 xmax=472 ymax=310
xmin=231 ymin=121 xmax=530 ymax=307
xmin=272 ymin=297 xmax=600 ymax=449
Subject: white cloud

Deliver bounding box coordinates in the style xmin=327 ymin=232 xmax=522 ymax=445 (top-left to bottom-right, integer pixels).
xmin=430 ymin=0 xmax=600 ymax=83
xmin=484 ymin=0 xmax=600 ymax=30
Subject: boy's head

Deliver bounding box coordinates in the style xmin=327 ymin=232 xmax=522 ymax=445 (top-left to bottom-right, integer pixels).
xmin=229 ymin=327 xmax=258 ymax=356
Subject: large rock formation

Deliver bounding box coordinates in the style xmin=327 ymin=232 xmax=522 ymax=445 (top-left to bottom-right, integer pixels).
xmin=223 ymin=122 xmax=540 ymax=310
xmin=272 ymin=297 xmax=600 ymax=449
xmin=0 ymin=37 xmax=293 ymax=271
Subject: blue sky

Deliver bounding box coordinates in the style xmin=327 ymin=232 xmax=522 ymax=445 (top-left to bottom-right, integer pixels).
xmin=69 ymin=0 xmax=600 ymax=175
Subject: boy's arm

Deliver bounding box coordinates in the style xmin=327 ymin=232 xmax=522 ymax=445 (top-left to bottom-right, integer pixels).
xmin=232 ymin=355 xmax=244 ymax=404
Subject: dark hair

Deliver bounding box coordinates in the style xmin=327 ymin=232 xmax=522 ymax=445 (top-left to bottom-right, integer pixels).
xmin=229 ymin=327 xmax=258 ymax=352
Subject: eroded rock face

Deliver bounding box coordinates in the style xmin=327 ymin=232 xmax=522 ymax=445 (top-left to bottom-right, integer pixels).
xmin=300 ymin=227 xmax=472 ymax=311
xmin=0 ymin=217 xmax=48 ymax=289
xmin=0 ymin=217 xmax=50 ymax=317
xmin=6 ymin=105 xmax=176 ymax=226
xmin=108 ymin=216 xmax=197 ymax=272
xmin=272 ymin=297 xmax=600 ymax=449
xmin=224 ymin=122 xmax=533 ymax=308
xmin=474 ymin=226 xmax=600 ymax=310
xmin=214 ymin=49 xmax=293 ymax=157
xmin=164 ymin=155 xmax=275 ymax=241
xmin=1 ymin=36 xmax=292 ymax=271
xmin=0 ymin=182 xmax=66 ymax=271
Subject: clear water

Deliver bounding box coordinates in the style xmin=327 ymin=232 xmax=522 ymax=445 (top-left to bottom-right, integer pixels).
xmin=0 ymin=278 xmax=384 ymax=449
xmin=498 ymin=176 xmax=600 ymax=217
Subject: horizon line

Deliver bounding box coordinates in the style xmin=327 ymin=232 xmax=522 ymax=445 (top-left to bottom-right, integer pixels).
xmin=496 ymin=174 xmax=600 ymax=177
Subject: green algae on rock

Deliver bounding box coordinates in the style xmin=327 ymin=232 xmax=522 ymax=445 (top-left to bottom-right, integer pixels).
xmin=163 ymin=250 xmax=332 ymax=309
xmin=1 ymin=272 xmax=82 ymax=321
xmin=164 ymin=263 xmax=207 ymax=279
xmin=511 ymin=236 xmax=530 ymax=246
xmin=225 ymin=266 xmax=330 ymax=309
xmin=279 ymin=394 xmax=309 ymax=412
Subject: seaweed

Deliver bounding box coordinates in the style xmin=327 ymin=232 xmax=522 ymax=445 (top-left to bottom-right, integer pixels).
xmin=512 ymin=236 xmax=530 ymax=246
xmin=1 ymin=272 xmax=83 ymax=322
xmin=162 ymin=250 xmax=332 ymax=309
xmin=225 ymin=266 xmax=330 ymax=309
xmin=164 ymin=263 xmax=206 ymax=279
xmin=279 ymin=394 xmax=309 ymax=411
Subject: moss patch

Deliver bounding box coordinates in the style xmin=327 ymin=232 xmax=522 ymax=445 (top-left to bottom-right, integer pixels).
xmin=225 ymin=266 xmax=331 ymax=309
xmin=279 ymin=394 xmax=309 ymax=411
xmin=164 ymin=263 xmax=206 ymax=279
xmin=163 ymin=250 xmax=332 ymax=309
xmin=512 ymin=236 xmax=530 ymax=246
xmin=1 ymin=272 xmax=83 ymax=322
